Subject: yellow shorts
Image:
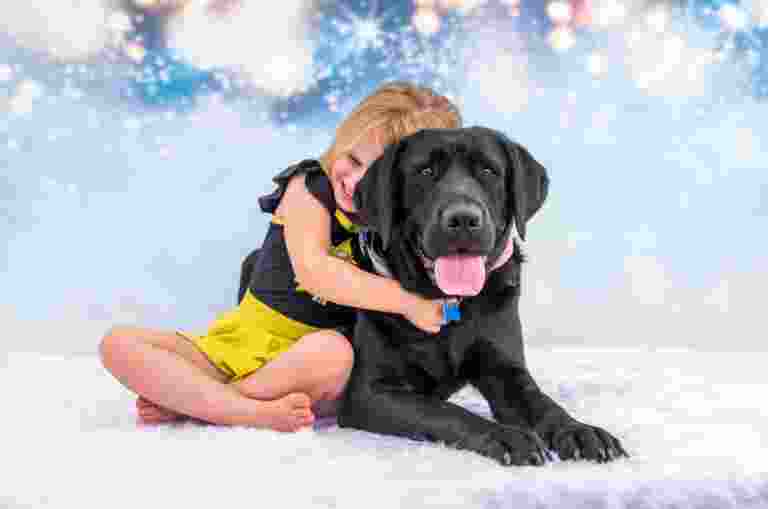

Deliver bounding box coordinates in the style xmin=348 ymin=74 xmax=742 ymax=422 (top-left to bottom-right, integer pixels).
xmin=178 ymin=290 xmax=321 ymax=381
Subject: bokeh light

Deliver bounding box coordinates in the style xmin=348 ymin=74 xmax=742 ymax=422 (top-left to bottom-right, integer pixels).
xmin=1 ymin=0 xmax=768 ymax=358
xmin=167 ymin=0 xmax=315 ymax=96
xmin=592 ymin=0 xmax=627 ymax=27
xmin=719 ymin=3 xmax=749 ymax=31
xmin=0 ymin=0 xmax=121 ymax=61
xmin=412 ymin=7 xmax=441 ymax=35
xmin=549 ymin=26 xmax=577 ymax=51
xmin=547 ymin=1 xmax=574 ymax=25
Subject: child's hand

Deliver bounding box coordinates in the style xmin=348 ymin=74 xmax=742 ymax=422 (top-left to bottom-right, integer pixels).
xmin=402 ymin=294 xmax=444 ymax=334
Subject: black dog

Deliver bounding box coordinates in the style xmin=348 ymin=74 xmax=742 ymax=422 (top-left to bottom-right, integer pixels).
xmin=336 ymin=127 xmax=629 ymax=466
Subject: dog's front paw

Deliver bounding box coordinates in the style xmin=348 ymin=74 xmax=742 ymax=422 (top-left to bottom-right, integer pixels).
xmin=476 ymin=425 xmax=551 ymax=467
xmin=551 ymin=423 xmax=629 ymax=463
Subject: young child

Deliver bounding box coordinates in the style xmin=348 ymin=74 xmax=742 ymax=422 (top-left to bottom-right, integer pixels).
xmin=99 ymin=82 xmax=462 ymax=432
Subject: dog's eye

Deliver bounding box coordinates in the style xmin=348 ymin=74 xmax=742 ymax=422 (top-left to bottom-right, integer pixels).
xmin=420 ymin=167 xmax=435 ymax=177
xmin=480 ymin=167 xmax=495 ymax=177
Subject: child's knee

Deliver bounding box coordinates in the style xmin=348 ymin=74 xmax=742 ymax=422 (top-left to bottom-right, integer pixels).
xmin=99 ymin=326 xmax=138 ymax=366
xmin=325 ymin=331 xmax=354 ymax=364
xmin=312 ymin=332 xmax=354 ymax=397
xmin=99 ymin=329 xmax=123 ymax=372
xmin=99 ymin=326 xmax=175 ymax=364
xmin=317 ymin=331 xmax=354 ymax=380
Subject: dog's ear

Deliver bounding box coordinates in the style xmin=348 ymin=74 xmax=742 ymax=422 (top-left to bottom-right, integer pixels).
xmin=497 ymin=133 xmax=549 ymax=242
xmin=353 ymin=141 xmax=404 ymax=249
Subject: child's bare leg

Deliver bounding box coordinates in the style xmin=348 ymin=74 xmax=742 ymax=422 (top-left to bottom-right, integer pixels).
xmin=131 ymin=332 xmax=225 ymax=424
xmin=128 ymin=331 xmax=224 ymax=423
xmin=233 ymin=329 xmax=354 ymax=418
xmin=99 ymin=326 xmax=314 ymax=431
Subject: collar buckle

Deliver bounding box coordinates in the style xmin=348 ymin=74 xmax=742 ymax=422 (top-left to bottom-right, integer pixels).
xmin=442 ymin=297 xmax=462 ymax=325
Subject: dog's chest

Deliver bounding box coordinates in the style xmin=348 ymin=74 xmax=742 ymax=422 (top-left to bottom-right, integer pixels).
xmin=400 ymin=320 xmax=476 ymax=384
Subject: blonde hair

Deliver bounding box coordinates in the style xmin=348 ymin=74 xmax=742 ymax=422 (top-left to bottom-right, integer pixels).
xmin=320 ymin=81 xmax=462 ymax=175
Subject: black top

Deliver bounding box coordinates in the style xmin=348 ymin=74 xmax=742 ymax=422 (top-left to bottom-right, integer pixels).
xmin=250 ymin=159 xmax=366 ymax=329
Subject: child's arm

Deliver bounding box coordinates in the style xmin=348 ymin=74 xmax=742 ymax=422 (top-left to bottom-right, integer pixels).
xmin=279 ymin=175 xmax=442 ymax=333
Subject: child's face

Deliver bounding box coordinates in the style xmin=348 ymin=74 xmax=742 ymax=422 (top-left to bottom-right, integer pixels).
xmin=330 ymin=130 xmax=384 ymax=213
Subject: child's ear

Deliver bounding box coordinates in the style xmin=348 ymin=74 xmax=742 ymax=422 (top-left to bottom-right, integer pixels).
xmin=353 ymin=141 xmax=405 ymax=250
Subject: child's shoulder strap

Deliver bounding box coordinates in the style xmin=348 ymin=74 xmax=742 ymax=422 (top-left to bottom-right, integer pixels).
xmin=303 ymin=163 xmax=337 ymax=216
xmin=258 ymin=159 xmax=326 ymax=214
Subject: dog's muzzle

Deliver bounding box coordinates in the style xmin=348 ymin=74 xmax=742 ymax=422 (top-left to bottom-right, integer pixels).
xmin=416 ymin=222 xmax=519 ymax=297
xmin=360 ymin=225 xmax=519 ymax=300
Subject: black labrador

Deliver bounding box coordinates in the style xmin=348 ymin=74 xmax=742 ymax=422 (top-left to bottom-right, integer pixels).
xmin=335 ymin=126 xmax=629 ymax=466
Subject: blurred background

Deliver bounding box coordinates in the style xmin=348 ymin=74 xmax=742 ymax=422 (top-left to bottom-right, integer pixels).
xmin=1 ymin=0 xmax=766 ymax=355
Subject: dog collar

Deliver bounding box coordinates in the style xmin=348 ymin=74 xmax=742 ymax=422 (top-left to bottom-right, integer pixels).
xmin=359 ymin=230 xmax=394 ymax=279
xmin=442 ymin=297 xmax=462 ymax=325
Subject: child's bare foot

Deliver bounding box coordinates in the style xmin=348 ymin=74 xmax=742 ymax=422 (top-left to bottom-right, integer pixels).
xmin=136 ymin=397 xmax=186 ymax=424
xmin=135 ymin=393 xmax=314 ymax=431
xmin=247 ymin=392 xmax=315 ymax=432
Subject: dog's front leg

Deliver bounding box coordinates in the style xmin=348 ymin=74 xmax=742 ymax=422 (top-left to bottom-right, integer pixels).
xmin=472 ymin=293 xmax=629 ymax=463
xmin=471 ymin=346 xmax=628 ymax=463
xmin=338 ymin=314 xmax=548 ymax=467
xmin=339 ymin=384 xmax=548 ymax=467
xmin=509 ymin=367 xmax=629 ymax=462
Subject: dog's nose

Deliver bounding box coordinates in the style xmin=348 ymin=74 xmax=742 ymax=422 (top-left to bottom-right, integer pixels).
xmin=441 ymin=202 xmax=484 ymax=233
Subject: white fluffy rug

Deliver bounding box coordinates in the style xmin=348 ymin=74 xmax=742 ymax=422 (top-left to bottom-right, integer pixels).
xmin=2 ymin=347 xmax=767 ymax=509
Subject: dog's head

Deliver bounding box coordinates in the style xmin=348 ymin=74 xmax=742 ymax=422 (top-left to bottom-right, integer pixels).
xmin=354 ymin=126 xmax=549 ymax=297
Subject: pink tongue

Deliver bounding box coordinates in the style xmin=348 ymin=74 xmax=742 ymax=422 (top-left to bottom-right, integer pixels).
xmin=434 ymin=255 xmax=487 ymax=296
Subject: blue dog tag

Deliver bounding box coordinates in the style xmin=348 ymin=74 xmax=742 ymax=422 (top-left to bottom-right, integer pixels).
xmin=442 ymin=298 xmax=462 ymax=325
